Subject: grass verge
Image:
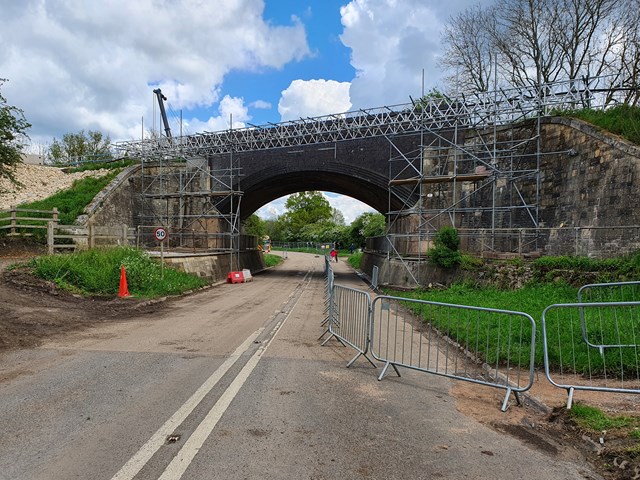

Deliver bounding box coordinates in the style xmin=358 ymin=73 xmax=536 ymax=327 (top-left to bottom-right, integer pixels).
xmin=30 ymin=246 xmax=206 ymax=297
xmin=264 ymin=253 xmax=283 ymax=267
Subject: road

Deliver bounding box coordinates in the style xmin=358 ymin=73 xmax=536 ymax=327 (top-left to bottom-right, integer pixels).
xmin=0 ymin=252 xmax=598 ymax=479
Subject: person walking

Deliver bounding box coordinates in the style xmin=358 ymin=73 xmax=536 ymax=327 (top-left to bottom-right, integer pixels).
xmin=330 ymin=248 xmax=338 ymax=263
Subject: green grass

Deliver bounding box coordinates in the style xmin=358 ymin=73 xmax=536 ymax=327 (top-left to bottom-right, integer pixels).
xmin=23 ymin=172 xmax=119 ymax=225
xmin=29 ymin=246 xmax=206 ymax=297
xmin=558 ymin=105 xmax=640 ymax=145
xmin=385 ymin=282 xmax=579 ymax=369
xmin=569 ymin=403 xmax=638 ymax=431
xmin=532 ymin=252 xmax=640 ymax=284
xmin=0 ymin=172 xmax=120 ymax=241
xmin=348 ymin=251 xmax=363 ymax=269
xmin=65 ymin=158 xmax=137 ymax=173
xmin=264 ymin=253 xmax=283 ymax=267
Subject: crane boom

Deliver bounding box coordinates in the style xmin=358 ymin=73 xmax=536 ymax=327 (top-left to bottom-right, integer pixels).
xmin=153 ymin=88 xmax=172 ymax=138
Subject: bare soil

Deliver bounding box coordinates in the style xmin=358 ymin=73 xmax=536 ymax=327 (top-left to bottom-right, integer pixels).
xmin=0 ymin=238 xmax=638 ymax=479
xmin=0 ymin=237 xmax=162 ymax=352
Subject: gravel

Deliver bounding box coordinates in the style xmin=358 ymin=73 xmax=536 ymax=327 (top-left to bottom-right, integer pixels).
xmin=0 ymin=164 xmax=110 ymax=209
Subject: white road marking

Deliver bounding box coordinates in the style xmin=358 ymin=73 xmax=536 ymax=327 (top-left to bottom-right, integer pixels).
xmin=110 ymin=328 xmax=264 ymax=480
xmin=158 ymin=274 xmax=310 ymax=479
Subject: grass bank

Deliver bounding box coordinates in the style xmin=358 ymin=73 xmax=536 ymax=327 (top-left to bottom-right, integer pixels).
xmin=30 ymin=247 xmax=206 ymax=297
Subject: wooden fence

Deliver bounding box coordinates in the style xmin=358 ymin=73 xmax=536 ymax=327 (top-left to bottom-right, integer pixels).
xmin=0 ymin=207 xmax=59 ymax=236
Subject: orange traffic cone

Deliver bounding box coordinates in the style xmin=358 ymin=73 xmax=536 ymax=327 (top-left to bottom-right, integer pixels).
xmin=118 ymin=264 xmax=130 ymax=298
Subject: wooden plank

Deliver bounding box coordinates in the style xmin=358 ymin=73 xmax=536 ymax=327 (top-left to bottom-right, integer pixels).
xmin=389 ymin=173 xmax=490 ymax=186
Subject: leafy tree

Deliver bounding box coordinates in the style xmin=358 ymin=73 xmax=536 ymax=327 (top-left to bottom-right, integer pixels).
xmin=48 ymin=130 xmax=112 ymax=164
xmin=331 ymin=207 xmax=345 ymax=226
xmin=278 ymin=191 xmax=333 ymax=241
xmin=0 ymin=79 xmax=31 ymax=185
xmin=349 ymin=212 xmax=385 ymax=247
xmin=243 ymin=214 xmax=267 ymax=238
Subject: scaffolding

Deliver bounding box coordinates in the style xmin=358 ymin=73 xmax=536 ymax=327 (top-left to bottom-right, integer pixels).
xmin=115 ymin=75 xmax=631 ymax=277
xmin=380 ymin=75 xmax=635 ymax=285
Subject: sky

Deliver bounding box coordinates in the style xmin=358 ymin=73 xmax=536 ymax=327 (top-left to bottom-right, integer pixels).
xmin=0 ymin=0 xmax=478 ymax=223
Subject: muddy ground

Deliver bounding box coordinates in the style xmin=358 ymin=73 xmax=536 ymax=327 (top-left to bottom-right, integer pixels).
xmin=0 ymin=237 xmax=638 ymax=479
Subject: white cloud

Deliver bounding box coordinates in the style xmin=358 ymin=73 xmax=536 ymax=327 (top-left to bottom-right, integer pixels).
xmin=278 ymin=79 xmax=352 ymax=121
xmin=249 ymin=100 xmax=272 ymax=109
xmin=339 ymin=0 xmax=478 ymax=109
xmin=256 ymin=197 xmax=287 ymax=219
xmin=182 ymin=95 xmax=251 ymax=134
xmin=0 ymin=0 xmax=310 ymax=144
xmin=323 ymin=193 xmax=376 ymax=224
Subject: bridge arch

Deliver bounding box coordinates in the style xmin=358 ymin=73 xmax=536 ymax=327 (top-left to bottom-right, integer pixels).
xmin=231 ymin=137 xmax=420 ymax=220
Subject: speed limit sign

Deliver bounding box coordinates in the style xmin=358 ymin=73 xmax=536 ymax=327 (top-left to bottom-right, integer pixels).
xmin=154 ymin=227 xmax=168 ymax=242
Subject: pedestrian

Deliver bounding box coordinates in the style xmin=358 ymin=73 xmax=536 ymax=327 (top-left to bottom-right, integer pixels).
xmin=330 ymin=248 xmax=338 ymax=263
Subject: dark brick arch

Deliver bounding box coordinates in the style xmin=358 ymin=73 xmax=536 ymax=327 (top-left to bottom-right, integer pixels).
xmin=229 ymin=135 xmax=422 ymax=219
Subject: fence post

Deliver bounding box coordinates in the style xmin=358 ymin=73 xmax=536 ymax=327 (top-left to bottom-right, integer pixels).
xmin=10 ymin=206 xmax=16 ymax=235
xmin=52 ymin=207 xmax=59 ymax=225
xmin=518 ymin=229 xmax=523 ymax=255
xmin=89 ymin=224 xmax=95 ymax=249
xmin=47 ymin=221 xmax=54 ymax=255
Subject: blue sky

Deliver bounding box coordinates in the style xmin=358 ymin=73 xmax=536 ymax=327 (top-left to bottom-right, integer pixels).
xmin=0 ymin=0 xmax=478 ymax=223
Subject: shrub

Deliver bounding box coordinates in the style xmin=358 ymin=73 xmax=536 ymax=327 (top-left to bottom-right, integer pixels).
xmin=428 ymin=226 xmax=462 ymax=268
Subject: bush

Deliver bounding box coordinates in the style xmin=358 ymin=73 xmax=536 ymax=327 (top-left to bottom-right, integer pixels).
xmin=428 ymin=226 xmax=462 ymax=268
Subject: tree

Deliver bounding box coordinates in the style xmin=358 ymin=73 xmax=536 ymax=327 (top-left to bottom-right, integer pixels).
xmin=440 ymin=0 xmax=638 ymax=103
xmin=0 ymin=79 xmax=31 ymax=185
xmin=243 ymin=214 xmax=267 ymax=238
xmin=440 ymin=4 xmax=497 ymax=93
xmin=348 ymin=212 xmax=385 ymax=247
xmin=48 ymin=130 xmax=112 ymax=164
xmin=278 ymin=191 xmax=333 ymax=241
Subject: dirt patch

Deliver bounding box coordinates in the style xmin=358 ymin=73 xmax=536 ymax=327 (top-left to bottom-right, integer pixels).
xmin=452 ymin=380 xmax=640 ymax=479
xmin=0 ymin=242 xmax=162 ymax=352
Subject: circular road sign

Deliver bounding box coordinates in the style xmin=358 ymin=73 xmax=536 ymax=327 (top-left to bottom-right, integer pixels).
xmin=154 ymin=227 xmax=168 ymax=242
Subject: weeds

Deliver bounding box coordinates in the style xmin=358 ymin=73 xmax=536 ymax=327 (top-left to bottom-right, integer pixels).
xmin=30 ymin=247 xmax=206 ymax=297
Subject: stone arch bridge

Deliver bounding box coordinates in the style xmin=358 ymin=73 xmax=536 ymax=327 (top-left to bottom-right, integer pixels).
xmin=110 ymin=77 xmax=639 ymax=264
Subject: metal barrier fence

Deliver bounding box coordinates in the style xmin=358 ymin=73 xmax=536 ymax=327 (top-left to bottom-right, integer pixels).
xmin=578 ymin=281 xmax=640 ymax=303
xmin=324 ymin=285 xmax=376 ymax=368
xmin=542 ymin=301 xmax=640 ymax=408
xmin=320 ymin=277 xmax=640 ymax=411
xmin=370 ymin=296 xmax=536 ymax=411
xmin=319 ymin=255 xmax=335 ymax=338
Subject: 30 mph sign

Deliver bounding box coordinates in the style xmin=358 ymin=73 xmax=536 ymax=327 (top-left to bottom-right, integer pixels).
xmin=154 ymin=227 xmax=168 ymax=242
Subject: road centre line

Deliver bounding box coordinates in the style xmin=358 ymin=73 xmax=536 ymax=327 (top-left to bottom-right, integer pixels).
xmin=110 ymin=328 xmax=264 ymax=480
xmin=157 ymin=272 xmax=312 ymax=480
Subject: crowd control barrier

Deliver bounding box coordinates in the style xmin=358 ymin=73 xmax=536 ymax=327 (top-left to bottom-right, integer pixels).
xmin=578 ymin=281 xmax=640 ymax=303
xmin=542 ymin=301 xmax=640 ymax=408
xmin=370 ymin=295 xmax=537 ymax=411
xmin=322 ymin=285 xmax=376 ymax=368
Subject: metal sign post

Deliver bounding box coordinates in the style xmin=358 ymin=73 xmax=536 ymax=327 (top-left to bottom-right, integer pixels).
xmin=154 ymin=227 xmax=168 ymax=278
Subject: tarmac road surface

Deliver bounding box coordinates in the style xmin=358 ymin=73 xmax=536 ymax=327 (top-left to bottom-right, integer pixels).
xmin=0 ymin=252 xmax=600 ymax=479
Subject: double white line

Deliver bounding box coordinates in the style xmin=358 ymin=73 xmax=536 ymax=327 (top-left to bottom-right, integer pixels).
xmin=111 ymin=273 xmax=310 ymax=480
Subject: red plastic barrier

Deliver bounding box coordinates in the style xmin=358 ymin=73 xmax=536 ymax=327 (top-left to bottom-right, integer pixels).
xmin=227 ymin=271 xmax=245 ymax=284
